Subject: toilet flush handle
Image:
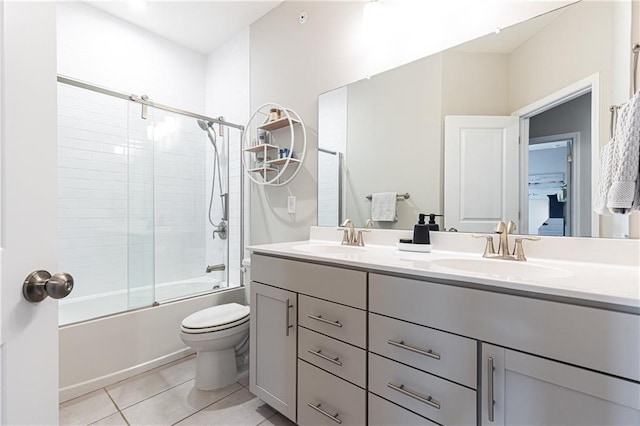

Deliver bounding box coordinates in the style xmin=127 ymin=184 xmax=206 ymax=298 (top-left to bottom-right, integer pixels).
xmin=23 ymin=270 xmax=74 ymax=303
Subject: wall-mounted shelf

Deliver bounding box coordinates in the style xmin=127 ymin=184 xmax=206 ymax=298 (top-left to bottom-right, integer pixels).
xmin=242 ymin=103 xmax=307 ymax=187
xmin=258 ymin=117 xmax=300 ymax=132
xmin=268 ymin=157 xmax=301 ymax=166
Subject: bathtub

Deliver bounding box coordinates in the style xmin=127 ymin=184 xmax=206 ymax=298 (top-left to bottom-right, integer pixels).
xmin=59 ymin=276 xmax=227 ymax=326
xmin=59 ymin=286 xmax=245 ymax=402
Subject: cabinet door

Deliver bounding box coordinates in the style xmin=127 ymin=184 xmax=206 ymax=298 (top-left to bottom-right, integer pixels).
xmin=250 ymin=282 xmax=297 ymax=422
xmin=481 ymin=344 xmax=640 ymax=426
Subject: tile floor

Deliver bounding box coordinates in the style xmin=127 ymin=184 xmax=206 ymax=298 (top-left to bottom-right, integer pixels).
xmin=60 ymin=355 xmax=295 ymax=426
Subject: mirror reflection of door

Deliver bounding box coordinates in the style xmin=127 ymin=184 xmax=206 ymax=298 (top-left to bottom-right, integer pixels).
xmin=526 ymin=92 xmax=591 ymax=237
xmin=528 ymin=139 xmax=573 ymax=236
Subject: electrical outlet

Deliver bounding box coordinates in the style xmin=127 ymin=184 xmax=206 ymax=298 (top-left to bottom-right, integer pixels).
xmin=287 ymin=196 xmax=296 ymax=214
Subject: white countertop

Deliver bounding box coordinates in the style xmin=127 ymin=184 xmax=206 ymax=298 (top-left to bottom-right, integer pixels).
xmin=249 ymin=239 xmax=640 ymax=312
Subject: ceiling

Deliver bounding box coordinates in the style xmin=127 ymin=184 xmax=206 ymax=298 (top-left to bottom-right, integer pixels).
xmin=87 ymin=0 xmax=284 ymax=55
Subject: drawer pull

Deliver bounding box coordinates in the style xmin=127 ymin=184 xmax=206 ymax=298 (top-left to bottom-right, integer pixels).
xmin=307 ymin=402 xmax=342 ymax=424
xmin=488 ymin=356 xmax=495 ymax=422
xmin=387 ymin=382 xmax=441 ymax=410
xmin=307 ymin=349 xmax=343 ymax=366
xmin=387 ymin=339 xmax=441 ymax=360
xmin=285 ymin=299 xmax=294 ymax=337
xmin=308 ymin=314 xmax=343 ymax=328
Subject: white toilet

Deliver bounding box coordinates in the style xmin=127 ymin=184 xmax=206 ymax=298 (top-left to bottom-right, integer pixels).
xmin=180 ymin=302 xmax=250 ymax=391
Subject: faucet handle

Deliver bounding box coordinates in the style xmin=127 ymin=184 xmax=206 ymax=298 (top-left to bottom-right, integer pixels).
xmin=512 ymin=236 xmax=540 ymax=261
xmin=337 ymin=227 xmax=350 ymax=245
xmin=355 ymin=229 xmax=370 ymax=246
xmin=365 ymin=218 xmax=374 ymax=228
xmin=472 ymin=234 xmax=496 ymax=257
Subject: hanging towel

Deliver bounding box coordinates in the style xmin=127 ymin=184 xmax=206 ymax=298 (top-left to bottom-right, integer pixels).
xmin=594 ymin=139 xmax=615 ymax=214
xmin=371 ymin=192 xmax=398 ymax=222
xmin=607 ymin=90 xmax=640 ymax=213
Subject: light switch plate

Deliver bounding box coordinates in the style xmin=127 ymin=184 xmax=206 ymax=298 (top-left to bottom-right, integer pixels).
xmin=287 ymin=196 xmax=296 ymax=214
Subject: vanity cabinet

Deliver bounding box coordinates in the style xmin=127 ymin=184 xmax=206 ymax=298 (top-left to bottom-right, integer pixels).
xmin=481 ymin=344 xmax=640 ymax=425
xmin=250 ymin=254 xmax=367 ymax=425
xmin=249 ymin=282 xmax=297 ymax=422
xmin=251 ymin=253 xmax=640 ymax=425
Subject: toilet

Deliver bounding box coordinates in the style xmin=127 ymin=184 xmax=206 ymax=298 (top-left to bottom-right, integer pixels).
xmin=181 ymin=302 xmax=250 ymax=391
xmin=180 ymin=262 xmax=252 ymax=391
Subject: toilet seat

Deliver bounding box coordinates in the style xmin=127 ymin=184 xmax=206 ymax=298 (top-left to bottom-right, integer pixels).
xmin=181 ymin=303 xmax=250 ymax=334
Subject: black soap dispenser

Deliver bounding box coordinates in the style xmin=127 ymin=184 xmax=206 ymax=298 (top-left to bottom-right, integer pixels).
xmin=413 ymin=213 xmax=431 ymax=245
xmin=427 ymin=213 xmax=443 ymax=231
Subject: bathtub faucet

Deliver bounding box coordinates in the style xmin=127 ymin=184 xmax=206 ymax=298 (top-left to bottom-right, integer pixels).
xmin=206 ymin=264 xmax=226 ymax=273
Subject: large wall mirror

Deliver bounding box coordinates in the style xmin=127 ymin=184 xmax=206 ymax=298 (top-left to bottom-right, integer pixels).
xmin=318 ymin=1 xmax=634 ymax=238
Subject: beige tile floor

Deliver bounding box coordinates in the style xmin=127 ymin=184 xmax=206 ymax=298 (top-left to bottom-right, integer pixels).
xmin=60 ymin=355 xmax=295 ymax=426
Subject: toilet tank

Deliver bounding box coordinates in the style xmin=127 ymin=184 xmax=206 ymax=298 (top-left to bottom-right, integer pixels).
xmin=241 ymin=258 xmax=251 ymax=305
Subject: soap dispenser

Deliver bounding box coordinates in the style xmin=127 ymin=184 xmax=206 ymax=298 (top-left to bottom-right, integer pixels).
xmin=427 ymin=213 xmax=444 ymax=231
xmin=413 ymin=213 xmax=431 ymax=244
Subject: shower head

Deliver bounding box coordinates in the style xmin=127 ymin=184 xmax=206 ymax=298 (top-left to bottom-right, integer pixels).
xmin=197 ymin=119 xmax=211 ymax=131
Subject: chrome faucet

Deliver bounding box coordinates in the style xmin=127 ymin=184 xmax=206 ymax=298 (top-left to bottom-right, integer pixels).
xmin=206 ymin=263 xmax=226 ymax=273
xmin=338 ymin=219 xmax=356 ymax=245
xmin=473 ymin=221 xmax=539 ymax=261
xmin=494 ymin=220 xmax=517 ymax=258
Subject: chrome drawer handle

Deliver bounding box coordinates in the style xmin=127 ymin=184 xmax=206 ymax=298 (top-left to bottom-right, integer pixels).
xmin=387 ymin=382 xmax=441 ymax=410
xmin=307 ymin=349 xmax=343 ymax=366
xmin=488 ymin=357 xmax=495 ymax=422
xmin=308 ymin=314 xmax=343 ymax=328
xmin=387 ymin=339 xmax=441 ymax=360
xmin=285 ymin=299 xmax=294 ymax=337
xmin=307 ymin=402 xmax=342 ymax=424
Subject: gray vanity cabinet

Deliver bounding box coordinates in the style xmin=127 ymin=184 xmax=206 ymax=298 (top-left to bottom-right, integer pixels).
xmin=249 ymin=282 xmax=297 ymax=422
xmin=481 ymin=344 xmax=640 ymax=425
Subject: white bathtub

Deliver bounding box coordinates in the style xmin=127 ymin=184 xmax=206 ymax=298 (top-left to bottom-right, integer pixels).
xmin=59 ymin=276 xmax=227 ymax=326
xmin=59 ymin=286 xmax=245 ymax=402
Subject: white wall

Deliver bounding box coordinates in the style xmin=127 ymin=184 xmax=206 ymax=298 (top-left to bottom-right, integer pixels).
xmin=248 ymin=0 xmax=574 ymax=244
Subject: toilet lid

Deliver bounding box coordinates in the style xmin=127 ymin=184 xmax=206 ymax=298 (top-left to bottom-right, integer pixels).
xmin=181 ymin=303 xmax=250 ymax=331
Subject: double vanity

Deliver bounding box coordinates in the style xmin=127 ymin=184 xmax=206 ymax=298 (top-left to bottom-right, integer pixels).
xmin=249 ymin=228 xmax=640 ymax=425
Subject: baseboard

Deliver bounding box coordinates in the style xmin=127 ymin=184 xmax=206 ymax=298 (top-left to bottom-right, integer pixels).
xmin=59 ymin=347 xmax=195 ymax=403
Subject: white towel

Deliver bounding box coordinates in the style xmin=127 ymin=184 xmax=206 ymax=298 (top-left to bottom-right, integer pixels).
xmin=594 ymin=139 xmax=615 ymax=215
xmin=371 ymin=192 xmax=398 ymax=222
xmin=607 ymin=90 xmax=640 ymax=213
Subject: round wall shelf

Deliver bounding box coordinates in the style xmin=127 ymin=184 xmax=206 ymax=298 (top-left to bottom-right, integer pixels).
xmin=242 ymin=103 xmax=306 ymax=186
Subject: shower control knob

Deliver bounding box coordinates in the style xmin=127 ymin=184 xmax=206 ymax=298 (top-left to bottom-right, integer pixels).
xmin=22 ymin=270 xmax=74 ymax=303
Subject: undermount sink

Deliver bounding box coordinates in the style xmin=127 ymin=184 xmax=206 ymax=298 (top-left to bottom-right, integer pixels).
xmin=430 ymin=258 xmax=572 ymax=280
xmin=293 ymin=244 xmax=365 ymax=255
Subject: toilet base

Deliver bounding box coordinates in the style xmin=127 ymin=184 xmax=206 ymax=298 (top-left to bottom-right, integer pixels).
xmin=194 ymin=347 xmax=238 ymax=391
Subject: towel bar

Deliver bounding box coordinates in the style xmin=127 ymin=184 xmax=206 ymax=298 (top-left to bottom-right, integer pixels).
xmin=366 ymin=193 xmax=410 ymax=201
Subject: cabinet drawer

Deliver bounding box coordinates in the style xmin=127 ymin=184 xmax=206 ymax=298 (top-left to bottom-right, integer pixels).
xmin=369 ymin=353 xmax=476 ymax=426
xmin=369 ymin=313 xmax=476 ymax=388
xmin=369 ymin=393 xmax=438 ymax=426
xmin=298 ymin=360 xmax=366 ymax=426
xmin=298 ymin=327 xmax=366 ymax=388
xmin=252 ymin=254 xmax=366 ymax=308
xmin=298 ymin=295 xmax=366 ymax=348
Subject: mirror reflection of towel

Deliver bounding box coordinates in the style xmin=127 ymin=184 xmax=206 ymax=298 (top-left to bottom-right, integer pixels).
xmin=371 ymin=192 xmax=398 ymax=222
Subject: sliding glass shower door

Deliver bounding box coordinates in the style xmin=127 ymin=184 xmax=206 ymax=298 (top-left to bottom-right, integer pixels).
xmin=57 ymin=79 xmax=231 ymax=325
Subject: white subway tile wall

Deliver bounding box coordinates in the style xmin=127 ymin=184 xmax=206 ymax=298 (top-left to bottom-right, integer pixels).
xmin=58 ymin=84 xmax=228 ymax=323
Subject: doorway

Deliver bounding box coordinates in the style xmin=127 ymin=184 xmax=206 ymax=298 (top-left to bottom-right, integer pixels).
xmin=516 ymin=77 xmax=595 ymax=237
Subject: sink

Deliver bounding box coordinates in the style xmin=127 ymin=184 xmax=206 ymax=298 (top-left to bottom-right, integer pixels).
xmin=430 ymin=258 xmax=572 ymax=280
xmin=293 ymin=244 xmax=365 ymax=255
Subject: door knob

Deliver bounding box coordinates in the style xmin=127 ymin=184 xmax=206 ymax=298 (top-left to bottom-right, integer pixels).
xmin=23 ymin=270 xmax=74 ymax=303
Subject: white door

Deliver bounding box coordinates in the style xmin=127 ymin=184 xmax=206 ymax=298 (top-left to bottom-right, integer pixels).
xmin=444 ymin=116 xmax=519 ymax=232
xmin=1 ymin=3 xmax=60 ymax=425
